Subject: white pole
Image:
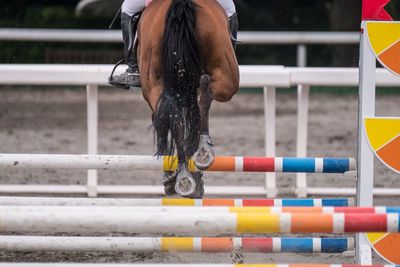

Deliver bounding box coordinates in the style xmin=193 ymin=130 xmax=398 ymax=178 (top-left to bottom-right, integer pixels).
xmin=0 ymin=211 xmax=238 ymax=235
xmin=264 ymin=86 xmax=277 ymax=197
xmin=356 ymin=21 xmax=375 ymax=265
xmin=0 ymin=262 xmax=397 ymax=267
xmin=295 ymin=45 xmax=309 ymax=198
xmin=0 ymin=209 xmax=398 ymax=235
xmin=0 ymin=235 xmax=354 ymax=253
xmin=0 ymin=184 xmax=268 ymax=196
xmin=86 ymin=84 xmax=98 ymax=197
xmin=0 ymin=184 xmax=399 ymax=196
xmin=0 ymin=154 xmax=164 ymax=170
xmin=2 ymin=264 xmax=395 ymax=267
xmin=296 ymin=44 xmax=307 ymax=68
xmin=2 ymin=265 xmax=400 ymax=267
xmin=0 ymin=236 xmax=162 ymax=252
xmin=0 ymin=265 xmax=236 ymax=267
xmin=0 ymin=206 xmax=395 ymax=214
xmin=295 ymin=85 xmax=310 ymax=198
xmin=0 ymin=197 xmax=165 ymax=206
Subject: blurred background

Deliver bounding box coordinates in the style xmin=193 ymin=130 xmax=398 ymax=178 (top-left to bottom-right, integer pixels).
xmin=1 ymin=0 xmax=399 ymax=67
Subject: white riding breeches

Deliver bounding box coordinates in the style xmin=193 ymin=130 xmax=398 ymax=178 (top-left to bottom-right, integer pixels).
xmin=216 ymin=0 xmax=236 ymax=17
xmin=121 ymin=0 xmax=146 ymax=17
xmin=121 ymin=0 xmax=236 ymax=17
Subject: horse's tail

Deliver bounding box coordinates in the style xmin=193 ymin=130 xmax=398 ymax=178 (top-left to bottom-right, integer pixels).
xmin=153 ymin=0 xmax=201 ymax=159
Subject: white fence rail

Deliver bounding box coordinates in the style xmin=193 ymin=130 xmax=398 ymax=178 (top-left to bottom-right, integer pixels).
xmin=0 ymin=28 xmax=359 ymax=44
xmin=0 ymin=28 xmax=360 ymax=68
xmin=0 ymin=64 xmax=399 ymax=197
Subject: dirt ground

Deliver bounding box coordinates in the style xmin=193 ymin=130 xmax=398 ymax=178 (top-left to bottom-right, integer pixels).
xmin=0 ymin=87 xmax=399 ymax=264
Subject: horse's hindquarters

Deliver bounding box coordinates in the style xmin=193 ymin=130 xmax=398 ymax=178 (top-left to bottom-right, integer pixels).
xmin=195 ymin=0 xmax=240 ymax=102
xmin=137 ymin=0 xmax=239 ymax=198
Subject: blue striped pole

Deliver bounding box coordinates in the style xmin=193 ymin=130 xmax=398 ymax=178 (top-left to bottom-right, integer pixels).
xmin=0 ymin=197 xmax=354 ymax=207
xmin=0 ymin=154 xmax=356 ymax=173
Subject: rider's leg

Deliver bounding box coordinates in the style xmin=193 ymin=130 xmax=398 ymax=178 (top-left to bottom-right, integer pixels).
xmin=110 ymin=0 xmax=145 ymax=89
xmin=216 ymin=0 xmax=238 ymax=50
xmin=228 ymin=12 xmax=238 ymax=50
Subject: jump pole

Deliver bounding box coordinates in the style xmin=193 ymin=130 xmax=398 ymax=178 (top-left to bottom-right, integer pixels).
xmin=0 ymin=196 xmax=354 ymax=207
xmin=0 ymin=236 xmax=353 ymax=253
xmin=0 ymin=264 xmax=398 ymax=267
xmin=1 ymin=205 xmax=399 ymax=214
xmin=0 ymin=154 xmax=355 ymax=173
xmin=0 ymin=210 xmax=398 ymax=234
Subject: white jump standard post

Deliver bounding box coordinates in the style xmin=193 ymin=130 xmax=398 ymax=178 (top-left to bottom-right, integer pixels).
xmin=356 ymin=21 xmax=376 ymax=265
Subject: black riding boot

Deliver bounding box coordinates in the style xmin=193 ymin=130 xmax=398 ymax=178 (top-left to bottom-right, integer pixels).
xmin=229 ymin=13 xmax=238 ymax=50
xmin=109 ymin=12 xmax=141 ymax=89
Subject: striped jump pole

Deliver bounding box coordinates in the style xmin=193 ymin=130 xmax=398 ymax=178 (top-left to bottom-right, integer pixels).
xmin=0 ymin=154 xmax=356 ymax=173
xmin=1 ymin=206 xmax=399 ymax=214
xmin=0 ymin=196 xmax=354 ymax=207
xmin=0 ymin=209 xmax=398 ymax=234
xmin=0 ymin=236 xmax=353 ymax=253
xmin=0 ymin=264 xmax=398 ymax=267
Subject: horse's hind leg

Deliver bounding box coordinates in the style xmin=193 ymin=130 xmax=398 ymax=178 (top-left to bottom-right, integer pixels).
xmin=151 ymin=112 xmax=177 ymax=196
xmin=193 ymin=74 xmax=215 ymax=170
xmin=169 ymin=110 xmax=197 ymax=197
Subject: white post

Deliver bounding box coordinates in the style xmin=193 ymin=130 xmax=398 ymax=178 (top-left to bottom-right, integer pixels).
xmin=86 ymin=84 xmax=98 ymax=197
xmin=264 ymin=86 xmax=277 ymax=197
xmin=295 ymin=44 xmax=309 ymax=198
xmin=295 ymin=85 xmax=310 ymax=198
xmin=296 ymin=44 xmax=307 ymax=68
xmin=356 ymin=21 xmax=375 ymax=265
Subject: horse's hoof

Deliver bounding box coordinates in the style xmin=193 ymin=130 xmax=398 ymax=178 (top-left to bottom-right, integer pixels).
xmin=185 ymin=184 xmax=204 ymax=199
xmin=193 ymin=148 xmax=215 ymax=170
xmin=164 ymin=184 xmax=177 ymax=196
xmin=193 ymin=134 xmax=215 ymax=170
xmin=175 ymin=168 xmax=196 ymax=197
xmin=184 ymin=172 xmax=204 ymax=199
xmin=163 ymin=172 xmax=177 ymax=196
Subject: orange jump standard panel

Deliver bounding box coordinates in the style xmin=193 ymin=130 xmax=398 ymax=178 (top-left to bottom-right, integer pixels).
xmin=364 ymin=117 xmax=400 ymax=264
xmin=364 ymin=117 xmax=400 ymax=173
xmin=366 ymin=21 xmax=400 ymax=77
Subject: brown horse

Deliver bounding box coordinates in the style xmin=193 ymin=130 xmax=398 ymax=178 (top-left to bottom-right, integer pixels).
xmin=137 ymin=0 xmax=239 ymax=198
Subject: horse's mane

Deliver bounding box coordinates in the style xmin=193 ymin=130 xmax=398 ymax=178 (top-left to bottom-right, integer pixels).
xmin=153 ymin=0 xmax=202 ymax=159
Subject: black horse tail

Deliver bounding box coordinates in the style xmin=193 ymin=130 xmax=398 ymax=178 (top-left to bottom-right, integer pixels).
xmin=153 ymin=0 xmax=201 ymax=160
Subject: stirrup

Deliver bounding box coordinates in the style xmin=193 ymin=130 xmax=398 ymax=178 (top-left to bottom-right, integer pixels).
xmin=108 ymin=59 xmax=130 ymax=90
